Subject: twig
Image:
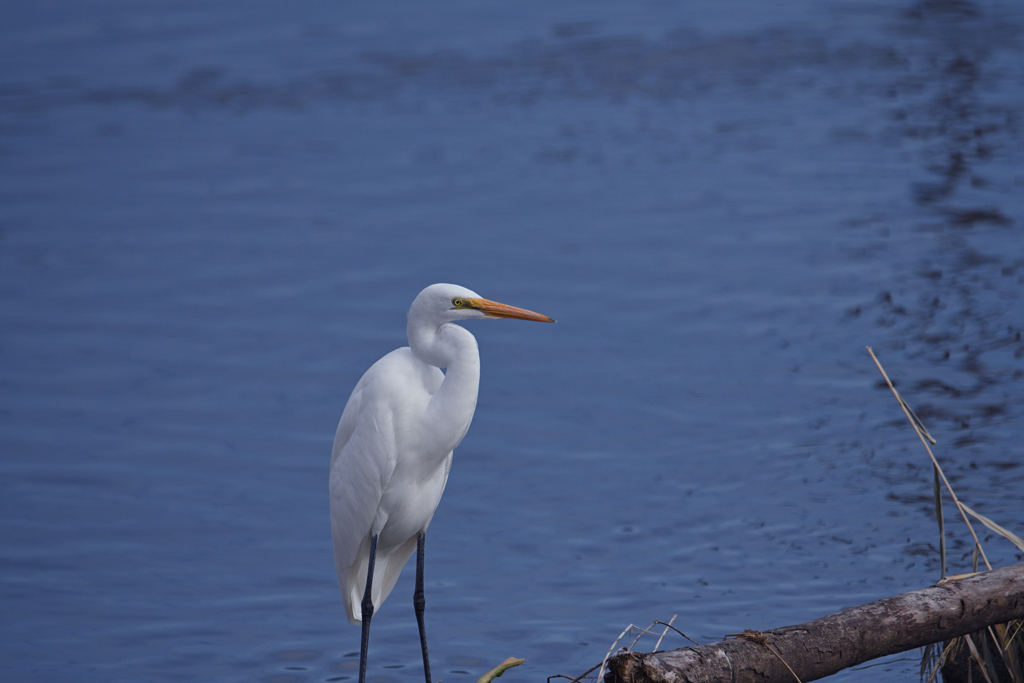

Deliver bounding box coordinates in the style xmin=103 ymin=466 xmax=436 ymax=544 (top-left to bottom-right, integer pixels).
xmin=866 ymin=347 xmax=992 ymax=571
xmin=652 ymin=619 xmax=699 ymax=648
xmin=548 ymin=660 xmax=602 ymax=683
xmin=652 ymin=615 xmax=677 ymax=653
xmin=574 ymin=618 xmax=697 ymax=683
xmin=627 ymin=624 xmax=657 ymax=652
xmin=596 ymin=624 xmax=633 ymax=683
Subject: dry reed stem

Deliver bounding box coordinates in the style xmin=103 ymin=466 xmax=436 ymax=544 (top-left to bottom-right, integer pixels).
xmin=866 ymin=347 xmax=992 ymax=571
xmin=934 ymin=465 xmax=947 ymax=578
xmin=590 ymin=619 xmax=696 ymax=683
xmin=868 ymin=348 xmax=1024 ymax=683
xmin=961 ymin=504 xmax=1024 ymax=554
xmin=651 ymin=620 xmax=698 ymax=647
xmin=548 ymin=660 xmax=601 ymax=683
xmin=652 ymin=615 xmax=677 ymax=653
xmin=963 ymin=633 xmax=997 ymax=683
xmin=924 ymin=640 xmax=957 ymax=683
xmin=1007 ymin=620 xmax=1024 ymax=646
xmin=595 ymin=624 xmax=634 ymax=683
xmin=987 ymin=624 xmax=1023 ymax=683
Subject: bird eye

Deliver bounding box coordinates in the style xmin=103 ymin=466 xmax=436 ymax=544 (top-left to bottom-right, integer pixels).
xmin=452 ymin=298 xmax=463 ymax=308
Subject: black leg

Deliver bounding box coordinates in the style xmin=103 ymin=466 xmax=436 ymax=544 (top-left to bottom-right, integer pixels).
xmin=359 ymin=534 xmax=378 ymax=683
xmin=414 ymin=532 xmax=432 ymax=683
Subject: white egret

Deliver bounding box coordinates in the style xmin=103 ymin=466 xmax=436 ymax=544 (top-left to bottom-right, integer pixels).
xmin=330 ymin=283 xmax=554 ymax=683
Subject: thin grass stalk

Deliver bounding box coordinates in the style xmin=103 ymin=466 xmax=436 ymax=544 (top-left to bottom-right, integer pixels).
xmin=963 ymin=633 xmax=997 ymax=683
xmin=1006 ymin=621 xmax=1024 ymax=646
xmin=627 ymin=627 xmax=646 ymax=652
xmin=981 ymin=631 xmax=998 ymax=683
xmin=934 ymin=464 xmax=947 ymax=579
xmin=1012 ymin=627 xmax=1024 ymax=683
xmin=987 ymin=624 xmax=1022 ymax=683
xmin=924 ymin=639 xmax=960 ymax=683
xmin=1001 ymin=621 xmax=1024 ymax=683
xmin=866 ymin=347 xmax=992 ymax=571
xmin=960 ymin=504 xmax=1024 ymax=553
xmin=626 ymin=623 xmax=667 ymax=653
xmin=921 ymin=642 xmax=937 ymax=683
xmin=1009 ymin=619 xmax=1024 ymax=683
xmin=596 ymin=624 xmax=632 ymax=683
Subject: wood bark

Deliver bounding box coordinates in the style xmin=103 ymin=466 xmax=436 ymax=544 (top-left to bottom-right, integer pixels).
xmin=607 ymin=562 xmax=1024 ymax=683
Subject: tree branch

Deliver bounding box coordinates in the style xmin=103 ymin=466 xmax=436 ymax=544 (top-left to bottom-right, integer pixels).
xmin=607 ymin=563 xmax=1024 ymax=683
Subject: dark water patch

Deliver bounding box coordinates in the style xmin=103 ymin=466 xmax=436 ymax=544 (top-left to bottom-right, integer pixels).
xmin=0 ymin=25 xmax=940 ymax=115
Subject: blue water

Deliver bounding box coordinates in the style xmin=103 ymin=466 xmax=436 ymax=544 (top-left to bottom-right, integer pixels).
xmin=2 ymin=1 xmax=1023 ymax=681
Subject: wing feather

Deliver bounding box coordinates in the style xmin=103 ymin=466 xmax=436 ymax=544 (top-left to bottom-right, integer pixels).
xmin=329 ymin=348 xmax=445 ymax=623
xmin=329 ymin=361 xmax=400 ymax=622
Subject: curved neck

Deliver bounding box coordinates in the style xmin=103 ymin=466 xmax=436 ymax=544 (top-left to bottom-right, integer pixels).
xmin=408 ymin=315 xmax=478 ymax=370
xmin=408 ymin=318 xmax=481 ymax=443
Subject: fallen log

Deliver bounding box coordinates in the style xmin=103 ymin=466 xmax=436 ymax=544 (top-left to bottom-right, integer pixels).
xmin=607 ymin=562 xmax=1024 ymax=683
